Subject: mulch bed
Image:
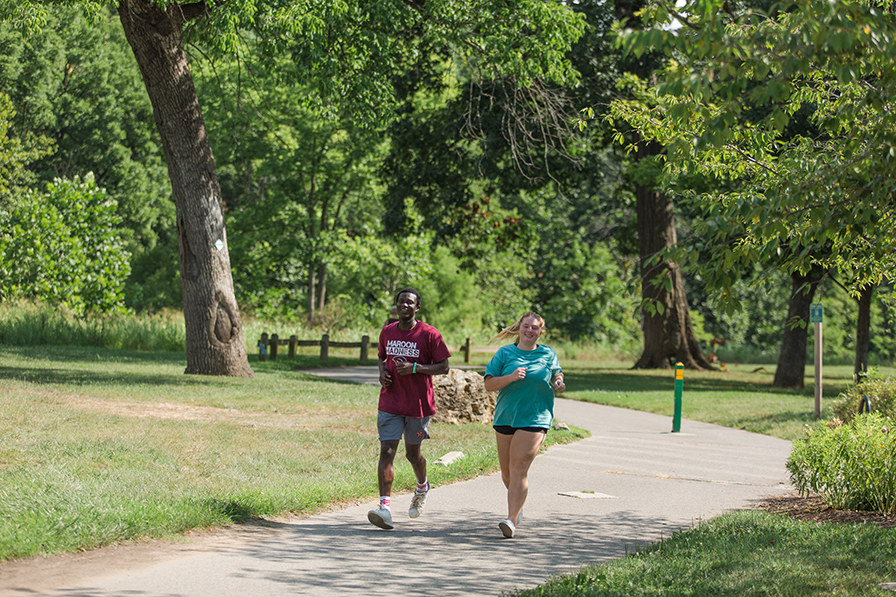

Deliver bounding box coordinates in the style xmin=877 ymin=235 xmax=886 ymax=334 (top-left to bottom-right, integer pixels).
xmin=756 ymin=493 xmax=896 ymax=529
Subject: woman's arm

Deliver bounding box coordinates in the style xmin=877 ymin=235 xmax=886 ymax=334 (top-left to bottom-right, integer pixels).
xmin=484 ymin=367 xmax=528 ymax=393
xmin=551 ymin=371 xmax=566 ymax=393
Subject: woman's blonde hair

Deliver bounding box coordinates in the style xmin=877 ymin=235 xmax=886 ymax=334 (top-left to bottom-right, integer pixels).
xmin=491 ymin=311 xmax=546 ymax=343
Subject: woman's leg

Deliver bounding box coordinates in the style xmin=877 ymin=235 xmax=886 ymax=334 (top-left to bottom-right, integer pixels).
xmin=502 ymin=430 xmax=545 ymax=523
xmin=496 ymin=431 xmax=513 ymax=490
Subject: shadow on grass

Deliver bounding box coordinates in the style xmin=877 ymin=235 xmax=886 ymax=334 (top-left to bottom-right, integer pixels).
xmin=566 ymin=368 xmax=854 ymax=398
xmin=0 ymin=345 xmax=375 ymax=389
xmin=725 ymin=409 xmax=820 ymax=430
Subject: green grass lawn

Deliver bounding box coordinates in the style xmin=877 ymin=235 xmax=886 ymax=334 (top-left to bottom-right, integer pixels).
xmin=515 ymin=511 xmax=896 ymax=597
xmin=0 ymin=344 xmax=584 ymax=560
xmin=3 ymin=344 xmax=895 ymax=595
xmin=563 ymin=361 xmax=881 ymax=442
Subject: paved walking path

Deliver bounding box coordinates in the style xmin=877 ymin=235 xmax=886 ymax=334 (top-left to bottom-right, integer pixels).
xmin=0 ymin=367 xmax=793 ymax=597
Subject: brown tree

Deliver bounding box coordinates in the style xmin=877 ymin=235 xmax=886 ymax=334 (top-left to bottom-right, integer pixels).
xmin=118 ymin=0 xmax=253 ymax=376
xmin=854 ymin=284 xmax=874 ymax=381
xmin=633 ymin=175 xmax=714 ymax=370
xmin=773 ymin=267 xmax=827 ymax=388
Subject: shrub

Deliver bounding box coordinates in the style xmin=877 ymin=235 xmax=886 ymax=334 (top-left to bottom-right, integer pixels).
xmin=787 ymin=413 xmax=896 ymax=514
xmin=831 ymin=376 xmax=896 ymax=422
xmin=0 ymin=175 xmax=131 ymax=315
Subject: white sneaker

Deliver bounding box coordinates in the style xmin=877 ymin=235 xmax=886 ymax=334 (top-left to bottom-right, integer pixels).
xmin=368 ymin=506 xmax=394 ymax=529
xmin=499 ymin=518 xmax=515 ymax=538
xmin=409 ymin=482 xmax=430 ymax=518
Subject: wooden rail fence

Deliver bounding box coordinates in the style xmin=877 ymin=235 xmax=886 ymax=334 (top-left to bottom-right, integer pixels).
xmin=257 ymin=334 xmax=498 ymax=364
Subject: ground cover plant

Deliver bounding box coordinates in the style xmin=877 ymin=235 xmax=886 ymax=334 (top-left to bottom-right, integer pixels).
xmin=832 ymin=375 xmax=896 ymax=423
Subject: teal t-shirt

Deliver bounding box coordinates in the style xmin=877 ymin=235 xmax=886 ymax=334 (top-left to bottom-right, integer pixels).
xmin=485 ymin=343 xmax=561 ymax=429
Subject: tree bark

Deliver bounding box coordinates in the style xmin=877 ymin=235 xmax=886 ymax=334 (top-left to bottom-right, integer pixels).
xmin=854 ymin=284 xmax=873 ymax=381
xmin=118 ymin=0 xmax=254 ymax=377
xmin=633 ymin=180 xmax=714 ymax=370
xmin=317 ymin=261 xmax=327 ymax=311
xmin=773 ymin=267 xmax=826 ymax=388
xmin=307 ymin=266 xmax=316 ymax=326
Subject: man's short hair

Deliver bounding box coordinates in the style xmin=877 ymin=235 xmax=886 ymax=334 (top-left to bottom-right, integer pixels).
xmin=395 ymin=287 xmax=421 ymax=308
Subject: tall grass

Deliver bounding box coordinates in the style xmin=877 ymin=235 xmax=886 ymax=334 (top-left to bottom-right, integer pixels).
xmin=0 ymin=302 xmax=185 ymax=351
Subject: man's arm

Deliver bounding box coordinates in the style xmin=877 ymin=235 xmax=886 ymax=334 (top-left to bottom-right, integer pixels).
xmin=395 ymin=358 xmax=449 ymax=376
xmin=378 ymin=356 xmax=392 ymax=387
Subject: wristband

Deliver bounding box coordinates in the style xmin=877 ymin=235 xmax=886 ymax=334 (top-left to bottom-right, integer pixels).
xmin=413 ymin=363 xmax=417 ymax=374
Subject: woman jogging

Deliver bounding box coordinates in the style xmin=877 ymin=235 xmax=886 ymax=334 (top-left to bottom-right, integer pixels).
xmin=484 ymin=312 xmax=565 ymax=538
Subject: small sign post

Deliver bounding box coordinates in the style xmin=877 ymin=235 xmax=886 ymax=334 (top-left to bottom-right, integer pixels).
xmin=672 ymin=362 xmax=684 ymax=432
xmin=810 ymin=303 xmax=823 ymax=419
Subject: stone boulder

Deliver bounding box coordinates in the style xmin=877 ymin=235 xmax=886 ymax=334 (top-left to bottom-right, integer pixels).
xmin=433 ymin=368 xmax=496 ymax=425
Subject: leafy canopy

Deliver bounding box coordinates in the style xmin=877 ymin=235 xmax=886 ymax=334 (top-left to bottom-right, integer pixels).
xmin=610 ymin=0 xmax=896 ymax=305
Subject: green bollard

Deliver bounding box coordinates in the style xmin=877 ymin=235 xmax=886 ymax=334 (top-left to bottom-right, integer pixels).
xmin=672 ymin=362 xmax=684 ymax=433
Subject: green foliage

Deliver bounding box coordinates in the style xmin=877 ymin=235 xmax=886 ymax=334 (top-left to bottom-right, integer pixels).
xmin=611 ymin=0 xmax=896 ymax=304
xmin=0 ymin=175 xmax=130 ymax=314
xmin=0 ymin=92 xmax=49 ymax=205
xmin=534 ymin=238 xmax=639 ymax=345
xmin=832 ymin=376 xmax=896 ymax=423
xmin=692 ymin=271 xmax=896 ymax=366
xmin=787 ymin=413 xmax=896 ymax=514
xmin=192 ymin=42 xmax=390 ymax=322
xmin=0 ymin=7 xmax=177 ymax=309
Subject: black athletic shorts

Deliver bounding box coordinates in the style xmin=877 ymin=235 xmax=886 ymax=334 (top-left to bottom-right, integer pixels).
xmin=493 ymin=425 xmax=548 ymax=435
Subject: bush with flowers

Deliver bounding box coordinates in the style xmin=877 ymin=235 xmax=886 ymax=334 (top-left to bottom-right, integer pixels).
xmin=787 ymin=413 xmax=896 ymax=514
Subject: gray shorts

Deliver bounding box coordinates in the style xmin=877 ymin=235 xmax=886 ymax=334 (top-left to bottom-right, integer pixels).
xmin=377 ymin=411 xmax=431 ymax=444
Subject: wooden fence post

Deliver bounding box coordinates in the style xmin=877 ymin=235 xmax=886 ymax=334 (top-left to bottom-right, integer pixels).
xmin=360 ymin=335 xmax=369 ymax=362
xmin=320 ymin=334 xmax=329 ymax=360
xmin=258 ymin=333 xmax=268 ymax=361
xmin=270 ymin=333 xmax=279 ymax=361
xmin=464 ymin=337 xmax=472 ymax=363
xmin=288 ymin=335 xmax=297 ymax=359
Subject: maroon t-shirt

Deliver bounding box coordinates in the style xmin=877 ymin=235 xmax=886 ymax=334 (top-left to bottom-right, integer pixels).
xmin=377 ymin=321 xmax=451 ymax=417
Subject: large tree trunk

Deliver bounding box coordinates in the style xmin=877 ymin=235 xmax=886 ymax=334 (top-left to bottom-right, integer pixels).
xmin=773 ymin=268 xmax=826 ymax=388
xmin=854 ymin=284 xmax=873 ymax=381
xmin=118 ymin=0 xmax=254 ymax=377
xmin=633 ymin=181 xmax=714 ymax=370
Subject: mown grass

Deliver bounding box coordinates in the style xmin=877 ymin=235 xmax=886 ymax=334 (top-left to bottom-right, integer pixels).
xmin=509 ymin=360 xmax=896 ymax=597
xmin=563 ymin=361 xmax=895 ymax=441
xmin=514 ymin=511 xmax=896 ymax=597
xmin=4 ymin=342 xmax=896 ymax=595
xmin=0 ymin=344 xmax=585 ymax=560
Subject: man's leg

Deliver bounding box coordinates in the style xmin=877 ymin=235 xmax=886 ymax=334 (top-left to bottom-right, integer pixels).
xmin=377 ymin=440 xmax=400 ymax=497
xmin=370 ymin=439 xmax=400 ymax=529
xmin=405 ymin=441 xmax=427 ymax=486
xmin=405 ymin=416 xmax=431 ymax=518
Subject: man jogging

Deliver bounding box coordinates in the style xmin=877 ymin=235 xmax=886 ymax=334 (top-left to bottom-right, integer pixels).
xmin=368 ymin=287 xmax=450 ymax=530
